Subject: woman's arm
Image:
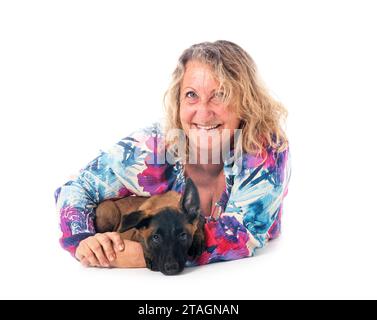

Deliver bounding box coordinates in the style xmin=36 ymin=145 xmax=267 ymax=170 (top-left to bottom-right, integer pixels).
xmin=55 ymin=151 xmax=133 ymax=258
xmin=55 ymin=124 xmax=163 ymax=264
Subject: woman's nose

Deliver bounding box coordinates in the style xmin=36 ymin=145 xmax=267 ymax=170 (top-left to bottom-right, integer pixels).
xmin=194 ymin=100 xmax=215 ymax=118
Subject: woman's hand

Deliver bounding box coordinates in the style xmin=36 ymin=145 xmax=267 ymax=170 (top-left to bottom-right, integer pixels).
xmin=76 ymin=232 xmax=146 ymax=268
xmin=110 ymin=240 xmax=146 ymax=268
xmin=75 ymin=232 xmax=125 ymax=267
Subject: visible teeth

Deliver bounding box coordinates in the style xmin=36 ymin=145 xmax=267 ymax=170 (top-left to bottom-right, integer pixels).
xmin=195 ymin=124 xmax=220 ymax=130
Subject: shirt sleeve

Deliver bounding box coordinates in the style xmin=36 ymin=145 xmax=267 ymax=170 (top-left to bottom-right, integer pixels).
xmin=54 ymin=124 xmax=163 ymax=257
xmin=194 ymin=147 xmax=291 ymax=265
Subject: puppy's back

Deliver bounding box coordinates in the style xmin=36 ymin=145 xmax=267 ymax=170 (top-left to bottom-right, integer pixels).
xmin=95 ymin=196 xmax=149 ymax=233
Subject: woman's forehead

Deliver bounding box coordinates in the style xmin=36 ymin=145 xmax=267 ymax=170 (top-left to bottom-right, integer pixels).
xmin=182 ymin=61 xmax=219 ymax=91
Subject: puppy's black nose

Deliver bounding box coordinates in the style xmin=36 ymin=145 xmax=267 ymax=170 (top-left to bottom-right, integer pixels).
xmin=164 ymin=262 xmax=179 ymax=275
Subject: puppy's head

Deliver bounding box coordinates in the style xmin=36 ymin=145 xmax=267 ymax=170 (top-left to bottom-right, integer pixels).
xmin=119 ymin=178 xmax=205 ymax=275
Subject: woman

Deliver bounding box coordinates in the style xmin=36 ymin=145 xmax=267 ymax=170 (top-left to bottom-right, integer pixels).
xmin=55 ymin=40 xmax=291 ymax=268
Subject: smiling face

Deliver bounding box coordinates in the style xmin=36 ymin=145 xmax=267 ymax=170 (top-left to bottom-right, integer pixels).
xmin=179 ymin=60 xmax=241 ymax=159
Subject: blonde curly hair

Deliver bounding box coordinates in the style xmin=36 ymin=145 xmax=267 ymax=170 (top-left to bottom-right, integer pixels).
xmin=163 ymin=40 xmax=288 ymax=157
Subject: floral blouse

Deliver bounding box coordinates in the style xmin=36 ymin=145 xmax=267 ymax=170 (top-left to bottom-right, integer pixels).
xmin=54 ymin=123 xmax=291 ymax=266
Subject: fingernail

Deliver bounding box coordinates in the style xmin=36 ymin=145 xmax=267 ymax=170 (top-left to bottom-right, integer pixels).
xmin=118 ymin=245 xmax=124 ymax=251
xmin=109 ymin=254 xmax=115 ymax=261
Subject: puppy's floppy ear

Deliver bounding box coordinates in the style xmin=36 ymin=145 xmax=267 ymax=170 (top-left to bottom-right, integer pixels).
xmin=180 ymin=178 xmax=201 ymax=223
xmin=119 ymin=211 xmax=151 ymax=232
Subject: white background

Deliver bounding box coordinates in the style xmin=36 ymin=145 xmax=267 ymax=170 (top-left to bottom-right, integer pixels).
xmin=1 ymin=0 xmax=376 ymax=299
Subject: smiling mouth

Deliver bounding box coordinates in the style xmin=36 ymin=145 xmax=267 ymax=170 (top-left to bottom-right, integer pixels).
xmin=192 ymin=124 xmax=222 ymax=130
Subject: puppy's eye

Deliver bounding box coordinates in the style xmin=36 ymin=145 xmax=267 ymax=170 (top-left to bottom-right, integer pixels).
xmin=179 ymin=233 xmax=187 ymax=241
xmin=152 ymin=234 xmax=161 ymax=243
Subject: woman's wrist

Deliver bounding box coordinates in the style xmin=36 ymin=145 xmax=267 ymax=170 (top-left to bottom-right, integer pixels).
xmin=110 ymin=239 xmax=146 ymax=268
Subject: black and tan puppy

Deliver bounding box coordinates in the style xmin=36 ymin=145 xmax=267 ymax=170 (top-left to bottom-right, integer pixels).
xmin=95 ymin=178 xmax=205 ymax=275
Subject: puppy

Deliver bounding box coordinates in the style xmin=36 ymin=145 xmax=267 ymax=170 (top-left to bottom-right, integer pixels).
xmin=95 ymin=178 xmax=205 ymax=275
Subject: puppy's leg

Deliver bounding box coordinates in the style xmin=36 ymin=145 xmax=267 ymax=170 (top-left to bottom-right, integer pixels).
xmin=95 ymin=200 xmax=121 ymax=232
xmin=96 ymin=196 xmax=149 ymax=233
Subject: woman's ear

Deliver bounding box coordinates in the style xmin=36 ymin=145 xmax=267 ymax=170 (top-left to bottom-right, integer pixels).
xmin=118 ymin=211 xmax=150 ymax=232
xmin=180 ymin=178 xmax=201 ymax=223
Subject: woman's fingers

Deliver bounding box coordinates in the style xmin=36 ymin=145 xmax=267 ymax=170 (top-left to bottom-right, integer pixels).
xmin=86 ymin=236 xmax=110 ymax=267
xmin=95 ymin=233 xmax=116 ymax=262
xmin=80 ymin=242 xmax=101 ymax=267
xmin=75 ymin=242 xmax=92 ymax=266
xmin=86 ymin=237 xmax=110 ymax=267
xmin=106 ymin=232 xmax=125 ymax=252
xmin=76 ymin=238 xmax=101 ymax=267
xmin=75 ymin=233 xmax=125 ymax=268
xmin=80 ymin=257 xmax=90 ymax=268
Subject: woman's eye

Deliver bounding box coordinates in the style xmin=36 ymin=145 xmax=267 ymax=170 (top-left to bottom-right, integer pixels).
xmin=212 ymin=92 xmax=224 ymax=103
xmin=185 ymin=91 xmax=197 ymax=99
